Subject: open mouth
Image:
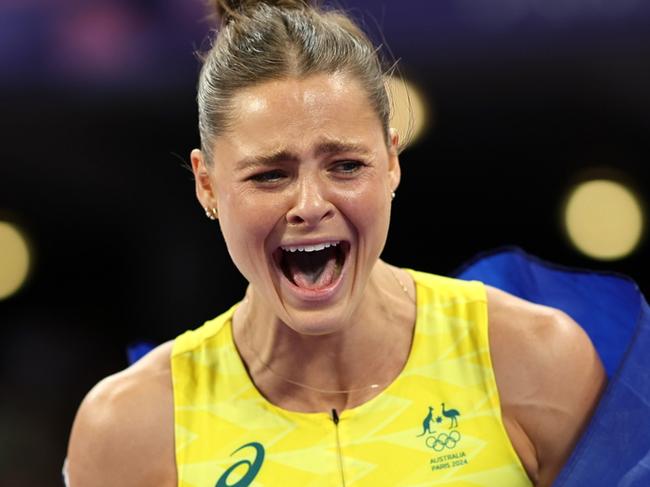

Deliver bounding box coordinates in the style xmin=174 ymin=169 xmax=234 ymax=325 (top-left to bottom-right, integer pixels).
xmin=274 ymin=241 xmax=349 ymax=291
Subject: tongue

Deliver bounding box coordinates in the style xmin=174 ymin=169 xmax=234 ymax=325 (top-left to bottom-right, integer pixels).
xmin=286 ymin=248 xmax=339 ymax=290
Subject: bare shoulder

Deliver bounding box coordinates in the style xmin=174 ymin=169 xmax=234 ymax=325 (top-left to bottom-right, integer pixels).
xmin=486 ymin=286 xmax=606 ymax=486
xmin=66 ymin=341 xmax=176 ymax=487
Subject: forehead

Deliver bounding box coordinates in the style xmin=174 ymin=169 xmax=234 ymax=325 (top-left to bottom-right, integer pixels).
xmin=214 ymin=73 xmax=384 ymax=159
xmin=232 ymin=72 xmax=375 ymax=121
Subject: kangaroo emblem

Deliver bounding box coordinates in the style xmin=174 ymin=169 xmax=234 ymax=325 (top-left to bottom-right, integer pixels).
xmin=417 ymin=406 xmax=435 ymax=437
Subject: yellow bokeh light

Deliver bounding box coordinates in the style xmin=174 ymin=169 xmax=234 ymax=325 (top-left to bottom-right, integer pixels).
xmin=386 ymin=75 xmax=430 ymax=149
xmin=564 ymin=179 xmax=644 ymax=260
xmin=0 ymin=221 xmax=31 ymax=300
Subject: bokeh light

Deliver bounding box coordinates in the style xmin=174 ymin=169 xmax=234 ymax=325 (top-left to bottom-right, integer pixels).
xmin=564 ymin=179 xmax=644 ymax=260
xmin=386 ymin=75 xmax=430 ymax=150
xmin=0 ymin=221 xmax=32 ymax=300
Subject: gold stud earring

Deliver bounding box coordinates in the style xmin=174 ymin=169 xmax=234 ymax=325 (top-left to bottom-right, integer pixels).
xmin=205 ymin=207 xmax=218 ymax=220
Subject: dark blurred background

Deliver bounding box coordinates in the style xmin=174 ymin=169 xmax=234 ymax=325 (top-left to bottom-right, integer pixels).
xmin=1 ymin=0 xmax=648 ymax=485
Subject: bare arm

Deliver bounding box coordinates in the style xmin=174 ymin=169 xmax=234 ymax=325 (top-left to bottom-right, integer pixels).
xmin=66 ymin=342 xmax=176 ymax=487
xmin=487 ymin=286 xmax=606 ymax=486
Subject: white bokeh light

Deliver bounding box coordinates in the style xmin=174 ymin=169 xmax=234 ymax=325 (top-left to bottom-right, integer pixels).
xmin=386 ymin=75 xmax=430 ymax=150
xmin=0 ymin=221 xmax=32 ymax=300
xmin=564 ymin=179 xmax=644 ymax=260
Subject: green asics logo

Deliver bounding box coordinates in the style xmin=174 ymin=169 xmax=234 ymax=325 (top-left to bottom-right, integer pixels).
xmin=215 ymin=442 xmax=265 ymax=487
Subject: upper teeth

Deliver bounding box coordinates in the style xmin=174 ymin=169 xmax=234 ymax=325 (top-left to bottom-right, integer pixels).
xmin=281 ymin=241 xmax=340 ymax=253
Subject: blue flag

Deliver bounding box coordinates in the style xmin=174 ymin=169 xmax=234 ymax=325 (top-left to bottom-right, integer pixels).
xmin=455 ymin=247 xmax=650 ymax=487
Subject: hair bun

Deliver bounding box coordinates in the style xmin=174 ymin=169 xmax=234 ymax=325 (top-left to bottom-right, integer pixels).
xmin=210 ymin=0 xmax=312 ymax=24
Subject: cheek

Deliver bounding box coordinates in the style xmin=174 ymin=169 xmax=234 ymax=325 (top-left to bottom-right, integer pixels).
xmin=218 ymin=190 xmax=285 ymax=276
xmin=340 ymin=180 xmax=392 ymax=242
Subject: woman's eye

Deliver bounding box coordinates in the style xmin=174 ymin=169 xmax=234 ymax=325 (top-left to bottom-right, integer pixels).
xmin=334 ymin=161 xmax=364 ymax=173
xmin=250 ymin=170 xmax=284 ymax=183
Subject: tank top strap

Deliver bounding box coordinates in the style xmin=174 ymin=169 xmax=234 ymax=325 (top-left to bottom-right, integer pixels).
xmin=403 ymin=270 xmax=489 ymax=371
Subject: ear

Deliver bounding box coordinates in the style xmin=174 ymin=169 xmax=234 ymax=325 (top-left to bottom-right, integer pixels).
xmin=387 ymin=128 xmax=401 ymax=193
xmin=190 ymin=149 xmax=218 ymax=212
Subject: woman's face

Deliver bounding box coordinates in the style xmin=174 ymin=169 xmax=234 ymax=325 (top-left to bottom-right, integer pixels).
xmin=192 ymin=73 xmax=400 ymax=335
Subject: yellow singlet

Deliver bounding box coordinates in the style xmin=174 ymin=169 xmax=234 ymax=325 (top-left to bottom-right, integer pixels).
xmin=171 ymin=270 xmax=533 ymax=486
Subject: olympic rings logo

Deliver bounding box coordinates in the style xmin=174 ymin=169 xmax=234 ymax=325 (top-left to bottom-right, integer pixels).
xmin=425 ymin=430 xmax=461 ymax=451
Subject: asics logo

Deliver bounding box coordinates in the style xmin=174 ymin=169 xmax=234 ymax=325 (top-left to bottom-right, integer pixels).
xmin=215 ymin=442 xmax=265 ymax=487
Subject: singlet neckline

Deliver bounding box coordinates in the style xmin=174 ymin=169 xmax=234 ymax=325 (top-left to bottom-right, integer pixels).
xmin=225 ymin=268 xmax=422 ymax=422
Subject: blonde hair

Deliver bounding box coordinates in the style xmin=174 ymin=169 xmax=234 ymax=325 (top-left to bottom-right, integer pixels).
xmin=197 ymin=0 xmax=390 ymax=161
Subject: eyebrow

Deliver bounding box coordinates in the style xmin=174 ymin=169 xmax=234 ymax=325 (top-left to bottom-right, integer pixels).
xmin=235 ymin=140 xmax=373 ymax=171
xmin=315 ymin=141 xmax=372 ymax=158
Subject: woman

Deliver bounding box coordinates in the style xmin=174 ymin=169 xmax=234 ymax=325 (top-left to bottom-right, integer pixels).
xmin=66 ymin=1 xmax=605 ymax=486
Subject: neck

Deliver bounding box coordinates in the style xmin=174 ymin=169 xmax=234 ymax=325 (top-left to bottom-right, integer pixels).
xmin=232 ymin=260 xmax=416 ymax=412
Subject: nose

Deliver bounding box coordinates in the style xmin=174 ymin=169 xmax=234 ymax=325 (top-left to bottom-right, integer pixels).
xmin=285 ymin=176 xmax=335 ymax=227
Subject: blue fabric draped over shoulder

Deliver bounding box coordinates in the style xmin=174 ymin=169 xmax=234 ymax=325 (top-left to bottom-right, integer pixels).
xmin=455 ymin=247 xmax=650 ymax=487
